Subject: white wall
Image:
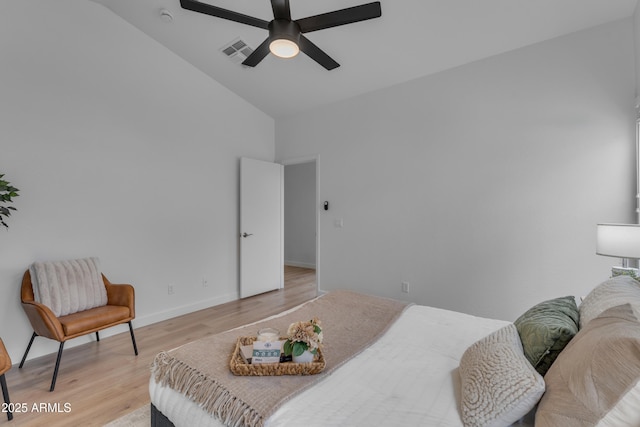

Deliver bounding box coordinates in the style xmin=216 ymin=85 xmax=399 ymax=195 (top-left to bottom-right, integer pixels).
xmin=635 ymin=4 xmax=640 ymax=97
xmin=0 ymin=0 xmax=274 ymax=361
xmin=284 ymin=162 xmax=317 ymax=268
xmin=276 ymin=19 xmax=637 ymax=321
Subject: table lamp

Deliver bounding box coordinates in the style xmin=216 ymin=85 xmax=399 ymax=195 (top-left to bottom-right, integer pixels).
xmin=596 ymin=223 xmax=640 ymax=277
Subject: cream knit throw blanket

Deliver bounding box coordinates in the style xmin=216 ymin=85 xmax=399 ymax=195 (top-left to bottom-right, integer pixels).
xmin=29 ymin=257 xmax=107 ymax=317
xmin=151 ymin=290 xmax=411 ymax=427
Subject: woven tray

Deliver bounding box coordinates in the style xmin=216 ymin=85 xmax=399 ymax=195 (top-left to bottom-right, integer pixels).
xmin=229 ymin=336 xmax=325 ymax=376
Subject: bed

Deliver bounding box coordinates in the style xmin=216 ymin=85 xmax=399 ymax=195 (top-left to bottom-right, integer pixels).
xmin=149 ymin=277 xmax=640 ymax=427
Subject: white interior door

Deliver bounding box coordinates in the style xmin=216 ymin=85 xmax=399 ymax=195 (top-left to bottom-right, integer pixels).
xmin=240 ymin=157 xmax=283 ymax=298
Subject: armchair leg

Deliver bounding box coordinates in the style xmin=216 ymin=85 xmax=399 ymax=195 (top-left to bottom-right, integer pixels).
xmin=19 ymin=324 xmax=136 ymax=392
xmin=128 ymin=321 xmax=138 ymax=356
xmin=19 ymin=332 xmax=37 ymax=369
xmin=0 ymin=374 xmax=12 ymax=421
xmin=49 ymin=342 xmax=65 ymax=392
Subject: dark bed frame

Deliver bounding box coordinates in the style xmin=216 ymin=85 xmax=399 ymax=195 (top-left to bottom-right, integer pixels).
xmin=150 ymin=403 xmax=175 ymax=427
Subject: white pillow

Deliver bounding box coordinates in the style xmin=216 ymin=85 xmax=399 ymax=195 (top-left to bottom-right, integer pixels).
xmin=458 ymin=324 xmax=545 ymax=427
xmin=30 ymin=257 xmax=107 ymax=316
xmin=579 ymin=276 xmax=640 ymax=329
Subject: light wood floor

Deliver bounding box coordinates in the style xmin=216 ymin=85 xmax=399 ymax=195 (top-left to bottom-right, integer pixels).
xmin=2 ymin=266 xmax=316 ymax=426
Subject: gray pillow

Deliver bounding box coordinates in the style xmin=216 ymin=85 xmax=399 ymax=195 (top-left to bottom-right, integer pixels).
xmin=514 ymin=296 xmax=579 ymax=376
xmin=459 ymin=324 xmax=545 ymax=427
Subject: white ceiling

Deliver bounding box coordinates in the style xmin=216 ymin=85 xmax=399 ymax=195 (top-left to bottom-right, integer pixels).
xmin=91 ymin=0 xmax=638 ymax=118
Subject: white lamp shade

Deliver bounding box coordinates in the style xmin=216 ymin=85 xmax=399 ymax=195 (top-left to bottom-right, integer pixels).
xmin=596 ymin=223 xmax=640 ymax=259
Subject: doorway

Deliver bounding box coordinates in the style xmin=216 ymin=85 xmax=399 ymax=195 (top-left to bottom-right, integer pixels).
xmin=283 ymin=158 xmax=319 ymax=293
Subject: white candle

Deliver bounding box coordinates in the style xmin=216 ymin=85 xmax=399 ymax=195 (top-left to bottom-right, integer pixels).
xmin=257 ymin=327 xmax=279 ymax=342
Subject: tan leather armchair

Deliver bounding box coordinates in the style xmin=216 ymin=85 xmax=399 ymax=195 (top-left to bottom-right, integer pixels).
xmin=19 ymin=270 xmax=138 ymax=391
xmin=0 ymin=338 xmax=12 ymax=421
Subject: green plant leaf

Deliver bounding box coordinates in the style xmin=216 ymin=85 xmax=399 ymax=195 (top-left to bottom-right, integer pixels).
xmin=292 ymin=341 xmax=307 ymax=357
xmin=283 ymin=340 xmax=293 ymax=356
xmin=0 ymin=173 xmax=19 ymax=229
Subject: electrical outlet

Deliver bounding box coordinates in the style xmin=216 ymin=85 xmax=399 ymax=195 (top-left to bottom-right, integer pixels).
xmin=401 ymin=281 xmax=410 ymax=293
xmin=168 ymin=284 xmax=174 ymax=295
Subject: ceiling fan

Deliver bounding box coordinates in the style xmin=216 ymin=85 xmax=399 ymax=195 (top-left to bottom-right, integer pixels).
xmin=180 ymin=0 xmax=382 ymax=70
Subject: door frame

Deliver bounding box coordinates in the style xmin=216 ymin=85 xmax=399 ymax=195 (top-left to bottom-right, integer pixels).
xmin=281 ymin=155 xmax=321 ymax=293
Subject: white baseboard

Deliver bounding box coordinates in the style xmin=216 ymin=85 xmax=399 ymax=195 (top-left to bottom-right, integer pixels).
xmin=134 ymin=292 xmax=238 ymax=328
xmin=284 ymin=260 xmax=316 ymax=269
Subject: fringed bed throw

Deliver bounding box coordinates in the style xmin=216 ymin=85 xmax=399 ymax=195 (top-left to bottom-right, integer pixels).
xmin=151 ymin=290 xmax=411 ymax=427
xmin=29 ymin=257 xmax=107 ymax=317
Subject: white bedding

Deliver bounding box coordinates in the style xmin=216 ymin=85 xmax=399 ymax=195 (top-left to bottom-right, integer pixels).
xmin=149 ymin=304 xmax=535 ymax=427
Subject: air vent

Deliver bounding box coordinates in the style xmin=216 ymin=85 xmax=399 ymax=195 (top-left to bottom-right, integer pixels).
xmin=232 ymin=40 xmax=247 ymax=50
xmin=220 ymin=38 xmax=254 ymax=65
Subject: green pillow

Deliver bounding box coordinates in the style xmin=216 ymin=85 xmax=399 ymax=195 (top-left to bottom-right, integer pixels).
xmin=514 ymin=296 xmax=579 ymax=376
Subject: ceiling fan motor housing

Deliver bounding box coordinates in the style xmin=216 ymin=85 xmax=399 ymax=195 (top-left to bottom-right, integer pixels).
xmin=269 ymin=19 xmax=301 ymax=45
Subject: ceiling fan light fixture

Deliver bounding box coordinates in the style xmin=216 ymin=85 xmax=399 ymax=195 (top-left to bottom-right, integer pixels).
xmin=269 ymin=38 xmax=299 ymax=58
xmin=268 ymin=19 xmax=301 ymax=59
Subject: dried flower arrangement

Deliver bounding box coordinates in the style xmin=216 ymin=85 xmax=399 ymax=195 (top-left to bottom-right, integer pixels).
xmin=283 ymin=318 xmax=323 ymax=357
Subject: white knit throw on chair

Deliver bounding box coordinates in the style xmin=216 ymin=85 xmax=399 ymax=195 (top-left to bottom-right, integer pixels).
xmin=29 ymin=257 xmax=108 ymax=317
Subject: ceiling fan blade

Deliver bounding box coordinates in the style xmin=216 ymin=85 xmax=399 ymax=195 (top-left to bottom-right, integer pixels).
xmin=298 ymin=35 xmax=339 ymax=70
xmin=242 ymin=38 xmax=271 ymax=67
xmin=180 ymin=0 xmax=269 ymax=29
xmin=271 ymin=0 xmax=291 ymax=20
xmin=296 ymin=1 xmax=381 ymax=33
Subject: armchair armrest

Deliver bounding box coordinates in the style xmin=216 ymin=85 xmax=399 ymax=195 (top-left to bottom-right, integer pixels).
xmin=105 ymin=283 xmax=135 ymax=319
xmin=0 ymin=339 xmax=11 ymax=375
xmin=21 ymin=300 xmax=65 ymax=341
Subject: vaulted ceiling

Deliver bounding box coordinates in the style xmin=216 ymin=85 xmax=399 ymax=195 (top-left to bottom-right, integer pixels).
xmin=91 ymin=0 xmax=638 ymax=118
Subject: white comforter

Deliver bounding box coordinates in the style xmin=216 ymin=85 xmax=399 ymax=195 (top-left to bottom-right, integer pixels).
xmin=150 ymin=304 xmax=534 ymax=427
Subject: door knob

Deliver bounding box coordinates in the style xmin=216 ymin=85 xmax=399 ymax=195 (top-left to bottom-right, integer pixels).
xmin=241 ymin=232 xmax=253 ymax=238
